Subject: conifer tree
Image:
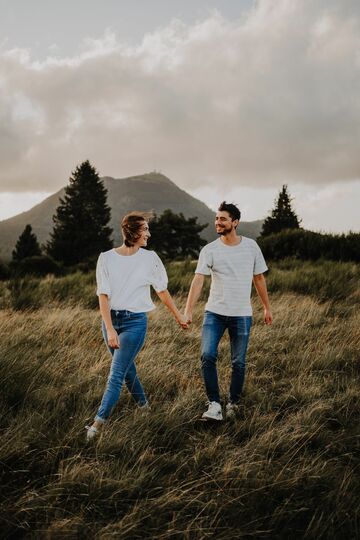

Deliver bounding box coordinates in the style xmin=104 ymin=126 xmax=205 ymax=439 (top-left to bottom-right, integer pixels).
xmin=12 ymin=224 xmax=41 ymax=261
xmin=261 ymin=184 xmax=301 ymax=237
xmin=149 ymin=209 xmax=207 ymax=259
xmin=46 ymin=160 xmax=113 ymax=265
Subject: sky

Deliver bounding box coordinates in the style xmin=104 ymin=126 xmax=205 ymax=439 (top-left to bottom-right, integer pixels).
xmin=0 ymin=0 xmax=359 ymax=233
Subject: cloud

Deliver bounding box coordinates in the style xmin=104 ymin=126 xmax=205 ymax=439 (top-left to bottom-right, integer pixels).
xmin=0 ymin=0 xmax=360 ymax=193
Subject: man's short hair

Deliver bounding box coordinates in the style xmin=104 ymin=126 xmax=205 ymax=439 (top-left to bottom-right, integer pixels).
xmin=218 ymin=201 xmax=241 ymax=221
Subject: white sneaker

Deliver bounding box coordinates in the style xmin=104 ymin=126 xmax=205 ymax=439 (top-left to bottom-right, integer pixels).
xmin=226 ymin=402 xmax=240 ymax=419
xmin=202 ymin=401 xmax=223 ymax=421
xmin=85 ymin=424 xmax=99 ymax=441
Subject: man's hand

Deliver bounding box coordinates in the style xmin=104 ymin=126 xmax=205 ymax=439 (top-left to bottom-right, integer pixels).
xmin=184 ymin=311 xmax=192 ymax=325
xmin=264 ymin=308 xmax=273 ymax=325
xmin=107 ymin=327 xmax=120 ymax=349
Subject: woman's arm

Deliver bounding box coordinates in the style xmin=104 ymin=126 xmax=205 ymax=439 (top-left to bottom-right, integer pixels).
xmin=99 ymin=294 xmax=120 ymax=348
xmin=156 ymin=289 xmax=189 ymax=329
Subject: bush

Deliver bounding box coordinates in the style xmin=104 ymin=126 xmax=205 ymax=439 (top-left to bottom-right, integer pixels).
xmin=258 ymin=229 xmax=360 ymax=262
xmin=43 ymin=271 xmax=98 ymax=309
xmin=10 ymin=255 xmax=64 ymax=277
xmin=68 ymin=258 xmax=98 ymax=274
xmin=8 ymin=278 xmax=42 ymax=310
xmin=0 ymin=260 xmax=10 ymax=280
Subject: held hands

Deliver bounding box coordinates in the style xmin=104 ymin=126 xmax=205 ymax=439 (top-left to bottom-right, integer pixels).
xmin=176 ymin=313 xmax=190 ymax=329
xmin=107 ymin=327 xmax=120 ymax=349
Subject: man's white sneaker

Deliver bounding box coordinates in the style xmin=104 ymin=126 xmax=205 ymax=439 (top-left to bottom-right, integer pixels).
xmin=202 ymin=401 xmax=223 ymax=421
xmin=226 ymin=402 xmax=240 ymax=419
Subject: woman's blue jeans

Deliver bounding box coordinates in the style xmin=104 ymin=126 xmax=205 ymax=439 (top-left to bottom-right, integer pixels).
xmin=95 ymin=310 xmax=148 ymax=423
xmin=201 ymin=310 xmax=252 ymax=404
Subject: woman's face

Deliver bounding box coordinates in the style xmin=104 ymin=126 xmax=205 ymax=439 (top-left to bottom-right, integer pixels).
xmin=135 ymin=221 xmax=151 ymax=247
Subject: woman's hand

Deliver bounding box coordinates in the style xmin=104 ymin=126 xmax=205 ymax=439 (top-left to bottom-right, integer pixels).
xmin=156 ymin=289 xmax=189 ymax=329
xmin=107 ymin=327 xmax=120 ymax=349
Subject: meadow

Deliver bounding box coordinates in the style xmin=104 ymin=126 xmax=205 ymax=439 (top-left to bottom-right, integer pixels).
xmin=0 ymin=259 xmax=359 ymax=539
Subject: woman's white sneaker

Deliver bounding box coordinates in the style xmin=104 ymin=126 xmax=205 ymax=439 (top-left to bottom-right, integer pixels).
xmin=226 ymin=402 xmax=240 ymax=419
xmin=202 ymin=401 xmax=223 ymax=421
xmin=85 ymin=425 xmax=99 ymax=441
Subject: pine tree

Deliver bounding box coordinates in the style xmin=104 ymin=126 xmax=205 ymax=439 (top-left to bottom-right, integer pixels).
xmin=149 ymin=209 xmax=207 ymax=260
xmin=261 ymin=184 xmax=301 ymax=237
xmin=46 ymin=160 xmax=113 ymax=265
xmin=12 ymin=224 xmax=41 ymax=262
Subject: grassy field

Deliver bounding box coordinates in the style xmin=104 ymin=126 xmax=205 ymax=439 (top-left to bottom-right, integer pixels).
xmin=0 ymin=260 xmax=359 ymax=539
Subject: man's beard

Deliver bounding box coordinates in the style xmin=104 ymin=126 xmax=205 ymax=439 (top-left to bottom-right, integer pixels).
xmin=217 ymin=227 xmax=232 ymax=236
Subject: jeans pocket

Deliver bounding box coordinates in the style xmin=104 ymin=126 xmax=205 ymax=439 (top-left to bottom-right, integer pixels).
xmin=129 ymin=312 xmax=147 ymax=320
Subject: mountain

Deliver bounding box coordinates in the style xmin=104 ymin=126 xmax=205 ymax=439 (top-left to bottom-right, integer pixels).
xmin=0 ymin=173 xmax=263 ymax=261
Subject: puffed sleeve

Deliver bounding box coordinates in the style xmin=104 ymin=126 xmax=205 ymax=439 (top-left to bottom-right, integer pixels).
xmin=96 ymin=253 xmax=111 ymax=296
xmin=195 ymin=246 xmax=212 ymax=275
xmin=150 ymin=252 xmax=168 ymax=292
xmin=253 ymin=242 xmax=268 ymax=275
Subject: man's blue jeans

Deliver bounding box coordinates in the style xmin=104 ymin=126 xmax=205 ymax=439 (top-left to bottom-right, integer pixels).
xmin=201 ymin=310 xmax=252 ymax=404
xmin=95 ymin=310 xmax=148 ymax=423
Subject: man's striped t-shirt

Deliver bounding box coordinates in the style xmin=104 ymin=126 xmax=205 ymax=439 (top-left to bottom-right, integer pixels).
xmin=195 ymin=237 xmax=268 ymax=316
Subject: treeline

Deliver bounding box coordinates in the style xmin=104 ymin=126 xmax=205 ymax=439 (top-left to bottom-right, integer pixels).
xmin=1 ymin=170 xmax=359 ymax=280
xmin=258 ymin=229 xmax=360 ymax=262
xmin=0 ymin=161 xmax=207 ymax=279
xmin=258 ymin=184 xmax=359 ymax=262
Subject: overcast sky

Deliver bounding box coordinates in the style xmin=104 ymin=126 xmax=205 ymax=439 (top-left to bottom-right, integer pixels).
xmin=0 ymin=0 xmax=359 ymax=232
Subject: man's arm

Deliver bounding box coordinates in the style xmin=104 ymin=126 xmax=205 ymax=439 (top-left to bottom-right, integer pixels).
xmin=184 ymin=273 xmax=205 ymax=324
xmin=253 ymin=273 xmax=273 ymax=325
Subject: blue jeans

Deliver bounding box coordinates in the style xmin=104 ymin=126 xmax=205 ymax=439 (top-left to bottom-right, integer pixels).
xmin=95 ymin=310 xmax=148 ymax=422
xmin=201 ymin=311 xmax=252 ymax=404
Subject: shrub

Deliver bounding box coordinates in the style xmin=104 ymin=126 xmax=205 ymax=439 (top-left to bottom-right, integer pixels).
xmin=258 ymin=229 xmax=360 ymax=262
xmin=8 ymin=278 xmax=42 ymax=310
xmin=0 ymin=260 xmax=10 ymax=280
xmin=10 ymin=255 xmax=64 ymax=277
xmin=43 ymin=271 xmax=98 ymax=309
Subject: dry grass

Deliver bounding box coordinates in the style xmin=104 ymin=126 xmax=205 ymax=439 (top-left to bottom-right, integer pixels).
xmin=0 ymin=261 xmax=359 ymax=539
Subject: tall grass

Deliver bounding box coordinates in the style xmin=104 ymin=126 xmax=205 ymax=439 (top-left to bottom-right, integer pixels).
xmin=0 ymin=261 xmax=359 ymax=538
xmin=0 ymin=259 xmax=358 ymax=311
xmin=268 ymin=259 xmax=359 ymax=303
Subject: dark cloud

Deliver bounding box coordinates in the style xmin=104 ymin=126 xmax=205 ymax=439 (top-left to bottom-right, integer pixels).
xmin=0 ymin=1 xmax=359 ymax=193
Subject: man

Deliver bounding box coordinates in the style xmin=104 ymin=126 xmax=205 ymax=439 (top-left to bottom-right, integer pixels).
xmin=185 ymin=201 xmax=272 ymax=421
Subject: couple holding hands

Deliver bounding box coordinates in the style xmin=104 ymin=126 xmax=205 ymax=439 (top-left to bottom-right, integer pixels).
xmin=86 ymin=202 xmax=272 ymax=440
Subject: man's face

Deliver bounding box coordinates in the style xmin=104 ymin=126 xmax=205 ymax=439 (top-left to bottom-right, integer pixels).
xmin=215 ymin=211 xmax=238 ymax=235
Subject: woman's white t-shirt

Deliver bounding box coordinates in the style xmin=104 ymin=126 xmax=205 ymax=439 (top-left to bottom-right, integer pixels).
xmin=96 ymin=248 xmax=168 ymax=312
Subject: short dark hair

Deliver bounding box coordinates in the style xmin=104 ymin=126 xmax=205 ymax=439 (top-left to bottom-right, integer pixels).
xmin=218 ymin=201 xmax=241 ymax=221
xmin=121 ymin=211 xmax=153 ymax=247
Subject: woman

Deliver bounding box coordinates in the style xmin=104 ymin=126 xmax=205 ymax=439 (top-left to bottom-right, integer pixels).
xmin=86 ymin=211 xmax=188 ymax=440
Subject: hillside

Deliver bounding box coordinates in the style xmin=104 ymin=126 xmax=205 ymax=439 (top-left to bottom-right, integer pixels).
xmin=0 ymin=260 xmax=359 ymax=538
xmin=0 ymin=173 xmax=263 ymax=260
